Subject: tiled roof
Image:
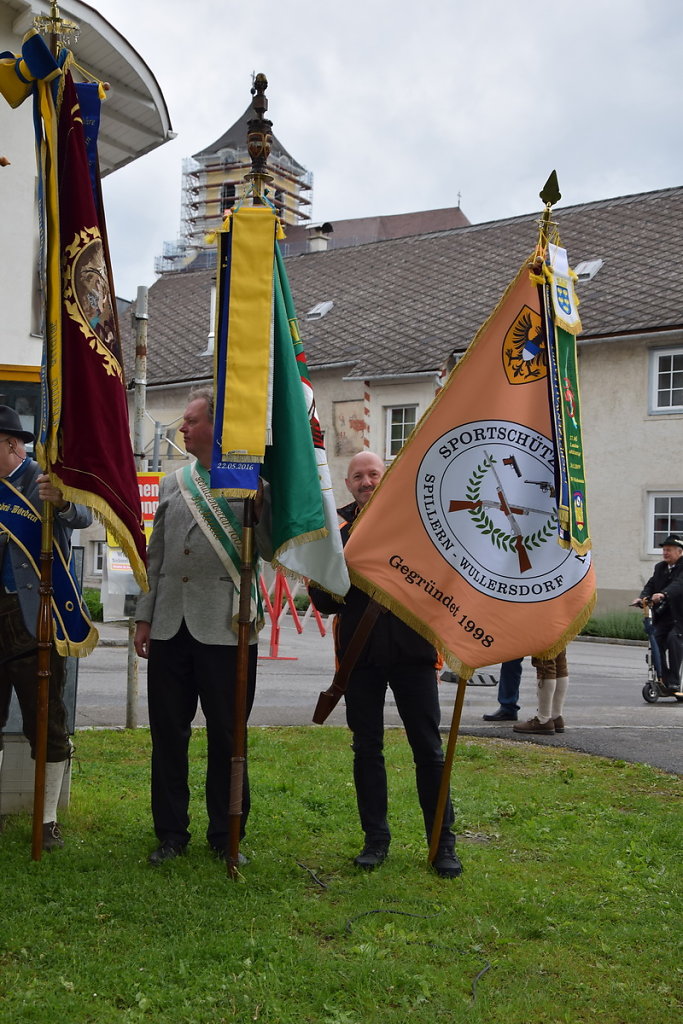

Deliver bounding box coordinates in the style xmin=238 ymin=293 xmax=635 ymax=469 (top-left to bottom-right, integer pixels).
xmin=279 ymin=206 xmax=471 ymax=255
xmin=122 ymin=186 xmax=683 ymax=386
xmin=122 ymin=267 xmax=215 ymax=386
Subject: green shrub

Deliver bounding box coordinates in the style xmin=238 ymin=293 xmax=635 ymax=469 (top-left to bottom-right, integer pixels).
xmin=580 ymin=609 xmax=646 ymax=641
xmin=83 ymin=587 xmax=103 ymax=622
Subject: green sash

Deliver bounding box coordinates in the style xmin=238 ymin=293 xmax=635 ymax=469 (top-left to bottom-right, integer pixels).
xmin=177 ymin=462 xmax=264 ymax=631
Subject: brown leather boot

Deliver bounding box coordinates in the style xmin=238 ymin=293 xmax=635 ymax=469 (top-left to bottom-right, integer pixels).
xmin=513 ymin=716 xmax=555 ymax=734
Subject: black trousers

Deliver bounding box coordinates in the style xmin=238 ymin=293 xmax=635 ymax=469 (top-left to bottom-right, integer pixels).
xmin=344 ymin=662 xmax=455 ymax=850
xmin=147 ymin=621 xmax=257 ymax=848
xmin=653 ymin=620 xmax=683 ymax=689
xmin=0 ymin=593 xmax=69 ymax=761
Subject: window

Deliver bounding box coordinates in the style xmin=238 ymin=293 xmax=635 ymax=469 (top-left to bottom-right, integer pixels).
xmin=649 ymin=347 xmax=683 ymax=412
xmin=220 ymin=182 xmax=235 ymax=215
xmin=0 ymin=383 xmax=40 ymax=453
xmin=648 ymin=493 xmax=683 ymax=552
xmin=93 ymin=540 xmax=105 ymax=575
xmin=385 ymin=405 xmax=417 ymax=459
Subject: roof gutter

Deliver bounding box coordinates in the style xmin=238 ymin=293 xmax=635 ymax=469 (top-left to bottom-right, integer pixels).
xmin=128 ymin=378 xmax=212 ymax=392
xmin=307 ymin=360 xmax=358 ymax=371
xmin=578 ymin=325 xmax=683 ymax=346
xmin=343 ymin=369 xmax=441 ymax=382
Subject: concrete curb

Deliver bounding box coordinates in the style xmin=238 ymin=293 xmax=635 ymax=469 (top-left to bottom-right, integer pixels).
xmin=96 ymin=633 xmax=649 ymax=650
xmin=573 ymin=635 xmax=647 ymax=647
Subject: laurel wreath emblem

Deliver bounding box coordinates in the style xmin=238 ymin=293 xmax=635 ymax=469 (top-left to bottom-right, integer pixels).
xmin=466 ymin=455 xmax=556 ymax=554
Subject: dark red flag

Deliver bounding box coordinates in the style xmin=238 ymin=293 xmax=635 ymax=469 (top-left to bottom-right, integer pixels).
xmin=39 ymin=69 xmax=146 ymax=588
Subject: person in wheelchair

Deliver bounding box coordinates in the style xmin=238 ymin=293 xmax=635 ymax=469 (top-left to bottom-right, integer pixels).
xmin=631 ymin=535 xmax=683 ymax=694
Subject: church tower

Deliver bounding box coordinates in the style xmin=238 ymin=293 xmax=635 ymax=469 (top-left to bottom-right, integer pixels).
xmin=156 ymin=105 xmax=311 ymax=272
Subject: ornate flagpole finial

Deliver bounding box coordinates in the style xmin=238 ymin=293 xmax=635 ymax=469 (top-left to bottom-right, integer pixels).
xmin=34 ymin=1 xmax=80 ymax=49
xmin=536 ymin=170 xmax=562 ymax=262
xmin=245 ymin=72 xmax=273 ymax=200
xmin=539 ymin=170 xmax=561 ymax=209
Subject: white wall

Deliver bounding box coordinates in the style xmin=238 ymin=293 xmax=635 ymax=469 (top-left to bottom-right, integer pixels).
xmin=310 ymin=370 xmax=439 ymax=503
xmin=0 ymin=10 xmax=43 ymax=372
xmin=580 ymin=332 xmax=683 ymax=608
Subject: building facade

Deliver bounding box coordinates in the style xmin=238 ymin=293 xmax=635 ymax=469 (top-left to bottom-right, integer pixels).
xmin=120 ymin=187 xmax=683 ymax=610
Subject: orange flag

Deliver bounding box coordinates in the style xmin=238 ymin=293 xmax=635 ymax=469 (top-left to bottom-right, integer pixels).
xmin=344 ymin=261 xmax=596 ymax=678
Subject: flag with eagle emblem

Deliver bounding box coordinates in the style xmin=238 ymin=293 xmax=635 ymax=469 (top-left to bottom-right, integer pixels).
xmin=343 ymin=259 xmax=595 ymax=679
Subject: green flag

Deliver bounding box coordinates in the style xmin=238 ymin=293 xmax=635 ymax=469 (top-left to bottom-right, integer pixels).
xmin=267 ymin=247 xmax=350 ymax=598
xmin=262 ymin=247 xmax=329 ymax=567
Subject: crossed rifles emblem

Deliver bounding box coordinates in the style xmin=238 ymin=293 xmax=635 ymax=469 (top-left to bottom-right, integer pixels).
xmin=448 ymin=452 xmax=555 ymax=574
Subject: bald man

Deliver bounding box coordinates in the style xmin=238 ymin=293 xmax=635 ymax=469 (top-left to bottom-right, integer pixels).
xmin=309 ymin=451 xmax=461 ymax=878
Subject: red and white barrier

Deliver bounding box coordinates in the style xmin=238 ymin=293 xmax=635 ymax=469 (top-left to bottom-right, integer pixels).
xmin=259 ymin=571 xmax=326 ymax=661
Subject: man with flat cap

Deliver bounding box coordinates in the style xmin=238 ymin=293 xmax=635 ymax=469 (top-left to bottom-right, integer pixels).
xmin=631 ymin=534 xmax=683 ymax=693
xmin=0 ymin=405 xmax=92 ymax=850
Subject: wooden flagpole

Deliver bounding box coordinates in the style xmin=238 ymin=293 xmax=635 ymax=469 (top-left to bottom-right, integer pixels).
xmin=227 ymin=499 xmax=256 ymax=878
xmin=427 ymin=675 xmax=468 ymax=865
xmin=31 ymin=506 xmax=53 ymax=860
xmin=31 ymin=2 xmax=79 ymax=862
xmin=226 ymin=74 xmax=274 ymax=879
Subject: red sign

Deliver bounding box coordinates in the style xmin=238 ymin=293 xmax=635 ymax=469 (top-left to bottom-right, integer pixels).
xmin=138 ymin=473 xmax=164 ymax=533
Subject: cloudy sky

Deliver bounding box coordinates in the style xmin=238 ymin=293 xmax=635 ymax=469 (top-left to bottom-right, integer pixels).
xmin=100 ymin=0 xmax=682 ymax=299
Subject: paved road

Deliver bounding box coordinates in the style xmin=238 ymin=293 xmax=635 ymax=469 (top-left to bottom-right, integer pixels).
xmin=76 ymin=619 xmax=682 ymax=775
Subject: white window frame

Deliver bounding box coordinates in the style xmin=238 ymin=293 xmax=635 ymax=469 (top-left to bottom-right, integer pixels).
xmin=93 ymin=540 xmax=105 ymax=575
xmin=385 ymin=405 xmax=417 ymax=460
xmin=648 ymin=346 xmax=683 ymax=414
xmin=646 ymin=491 xmax=683 ymax=554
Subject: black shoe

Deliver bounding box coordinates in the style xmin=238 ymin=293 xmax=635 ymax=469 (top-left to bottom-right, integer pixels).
xmin=42 ymin=821 xmax=64 ymax=852
xmin=353 ymin=845 xmax=389 ymax=870
xmin=483 ymin=707 xmax=518 ymax=721
xmin=210 ymin=846 xmax=249 ymax=866
xmin=148 ymin=840 xmax=186 ymax=866
xmin=432 ymin=847 xmax=463 ymax=879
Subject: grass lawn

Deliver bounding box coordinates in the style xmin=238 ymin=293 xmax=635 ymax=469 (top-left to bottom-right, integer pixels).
xmin=1 ymin=727 xmax=681 ymax=1024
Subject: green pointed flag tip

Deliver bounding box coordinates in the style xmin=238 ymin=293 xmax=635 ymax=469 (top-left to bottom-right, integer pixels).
xmin=540 ymin=170 xmax=561 ymax=207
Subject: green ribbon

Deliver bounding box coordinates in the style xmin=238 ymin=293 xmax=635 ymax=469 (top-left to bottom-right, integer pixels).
xmin=546 ymin=318 xmax=591 ymax=554
xmin=179 ymin=463 xmax=263 ymax=629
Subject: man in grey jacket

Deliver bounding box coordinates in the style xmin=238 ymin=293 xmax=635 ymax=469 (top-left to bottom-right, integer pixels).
xmin=134 ymin=388 xmax=272 ymax=866
xmin=0 ymin=406 xmax=92 ymax=850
